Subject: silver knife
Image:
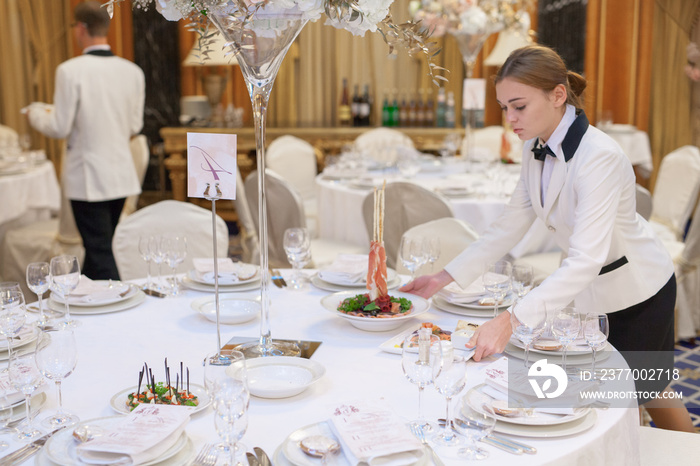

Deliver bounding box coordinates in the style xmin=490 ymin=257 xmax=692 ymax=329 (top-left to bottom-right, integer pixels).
xmin=480 ymin=436 xmax=523 ymax=455
xmin=0 ymin=426 xmax=67 ymax=465
xmin=254 ymin=447 xmax=272 ymax=466
xmin=489 ymin=433 xmax=537 ymax=454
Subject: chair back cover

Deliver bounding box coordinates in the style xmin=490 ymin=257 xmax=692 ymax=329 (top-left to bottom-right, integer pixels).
xmin=354 ymin=128 xmax=414 ymax=166
xmin=266 ymin=135 xmax=318 ymax=202
xmin=232 ymin=165 xmax=259 ymax=264
xmin=362 ymin=182 xmax=454 ymax=268
xmin=112 ymin=200 xmax=229 ymax=280
xmin=395 ymin=218 xmax=478 ymax=274
xmin=0 ymin=124 xmax=18 ymax=148
xmin=651 ymin=145 xmax=700 ymax=238
xmin=675 ymin=197 xmax=700 ymax=339
xmin=635 ymin=184 xmax=653 ymax=221
xmin=121 ymin=135 xmax=150 ymax=218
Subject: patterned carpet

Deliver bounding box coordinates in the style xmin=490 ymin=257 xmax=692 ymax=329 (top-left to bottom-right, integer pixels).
xmin=672 ymin=339 xmax=700 ymax=430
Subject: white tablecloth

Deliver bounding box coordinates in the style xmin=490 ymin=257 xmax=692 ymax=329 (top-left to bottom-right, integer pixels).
xmin=8 ymin=272 xmax=640 ymax=465
xmin=603 ymin=127 xmax=653 ymax=174
xmin=0 ymin=160 xmax=59 ymax=226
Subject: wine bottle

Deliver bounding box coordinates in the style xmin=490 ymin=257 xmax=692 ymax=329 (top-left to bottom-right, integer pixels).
xmin=338 ymin=78 xmax=351 ymax=127
xmin=360 ymin=84 xmax=371 ymax=126
xmin=436 ymin=87 xmax=446 ymax=128
xmin=351 ymin=84 xmax=361 ymax=127
xmin=390 ymin=90 xmax=399 ymax=127
xmin=382 ymin=93 xmax=391 ymax=127
xmin=445 ymin=91 xmax=456 ymax=128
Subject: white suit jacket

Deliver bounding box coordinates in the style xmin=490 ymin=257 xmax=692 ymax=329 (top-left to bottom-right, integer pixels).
xmin=28 ymin=49 xmax=145 ymax=202
xmin=445 ymin=110 xmax=674 ymax=325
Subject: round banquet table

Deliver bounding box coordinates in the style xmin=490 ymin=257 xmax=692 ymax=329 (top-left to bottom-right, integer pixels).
xmin=8 ymin=271 xmax=640 ymax=465
xmin=316 ymin=161 xmax=558 ymax=259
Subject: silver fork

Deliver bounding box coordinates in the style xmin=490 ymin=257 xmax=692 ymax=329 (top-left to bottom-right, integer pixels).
xmin=192 ymin=443 xmax=213 ymax=466
xmin=410 ymin=424 xmax=445 ymax=466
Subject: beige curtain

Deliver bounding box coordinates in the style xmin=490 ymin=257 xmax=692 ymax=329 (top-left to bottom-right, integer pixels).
xmin=0 ymin=0 xmax=71 ymax=172
xmin=650 ymin=0 xmax=700 ymax=189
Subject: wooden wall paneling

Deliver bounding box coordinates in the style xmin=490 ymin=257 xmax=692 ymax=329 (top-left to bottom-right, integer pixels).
xmin=585 ymin=0 xmax=601 ymax=123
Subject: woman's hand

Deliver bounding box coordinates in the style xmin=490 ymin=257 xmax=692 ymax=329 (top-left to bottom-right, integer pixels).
xmin=465 ymin=311 xmax=513 ymax=361
xmin=399 ymin=269 xmax=453 ymax=299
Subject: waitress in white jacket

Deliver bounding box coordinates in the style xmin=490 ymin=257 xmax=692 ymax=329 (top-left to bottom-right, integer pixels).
xmin=402 ymin=45 xmax=693 ymax=431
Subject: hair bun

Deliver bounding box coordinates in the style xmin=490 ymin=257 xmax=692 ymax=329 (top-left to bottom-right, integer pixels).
xmin=567 ymin=71 xmax=587 ymax=98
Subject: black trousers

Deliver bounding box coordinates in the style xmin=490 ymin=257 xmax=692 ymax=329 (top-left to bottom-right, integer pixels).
xmin=71 ymin=198 xmax=125 ymax=280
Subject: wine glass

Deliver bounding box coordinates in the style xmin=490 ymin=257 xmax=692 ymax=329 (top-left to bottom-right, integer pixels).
xmin=401 ymin=328 xmax=442 ymax=433
xmin=162 ymin=235 xmax=187 ymax=296
xmin=19 ymin=134 xmax=31 ymax=152
xmin=453 ymin=391 xmax=496 ymax=460
xmin=283 ymin=228 xmax=311 ymax=290
xmin=0 ymin=290 xmax=27 ymax=371
xmin=482 ymin=260 xmax=512 ymax=317
xmin=511 ymin=264 xmax=533 ymax=299
xmin=26 ymin=262 xmax=51 ymax=328
xmin=427 ymin=238 xmax=441 ymax=273
xmin=584 ymin=313 xmax=610 ymax=380
xmin=138 ymin=235 xmax=153 ymax=291
xmin=35 ymin=328 xmax=79 ymax=428
xmin=399 ymin=236 xmax=427 ymax=281
xmin=510 ymin=303 xmax=547 ymax=367
xmin=203 ymin=349 xmax=248 ymax=397
xmin=432 ymin=343 xmax=467 ymax=446
xmin=9 ymin=351 xmax=44 ymax=440
xmin=149 ymin=235 xmax=165 ymax=292
xmin=49 ymin=255 xmax=81 ymax=328
xmin=551 ymin=307 xmax=581 ymax=374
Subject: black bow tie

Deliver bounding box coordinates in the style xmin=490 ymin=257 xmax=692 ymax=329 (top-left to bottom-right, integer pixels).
xmin=532 ymin=142 xmax=556 ymax=161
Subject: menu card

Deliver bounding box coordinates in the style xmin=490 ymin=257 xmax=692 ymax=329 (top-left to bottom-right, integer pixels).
xmin=76 ymin=404 xmax=190 ymax=465
xmin=329 ymin=400 xmax=423 ymax=466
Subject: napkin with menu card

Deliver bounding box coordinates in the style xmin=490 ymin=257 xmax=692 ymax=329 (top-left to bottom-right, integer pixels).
xmin=437 ymin=279 xmax=488 ymax=304
xmin=63 ymin=276 xmax=130 ymax=304
xmin=318 ymin=254 xmax=368 ymax=285
xmin=329 ymin=400 xmax=424 ymax=466
xmin=192 ymin=258 xmax=257 ymax=284
xmin=76 ymin=404 xmax=190 ymax=465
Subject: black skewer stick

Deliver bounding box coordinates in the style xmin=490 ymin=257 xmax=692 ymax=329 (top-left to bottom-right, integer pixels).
xmin=187 ymin=368 xmax=190 ymax=395
xmin=137 ymin=368 xmax=144 ymax=397
xmin=180 ymin=362 xmax=184 ymax=392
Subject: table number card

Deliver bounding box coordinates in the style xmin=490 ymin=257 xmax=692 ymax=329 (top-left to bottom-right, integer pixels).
xmin=462 ymin=78 xmax=486 ymax=110
xmin=187 ymin=132 xmax=237 ymax=200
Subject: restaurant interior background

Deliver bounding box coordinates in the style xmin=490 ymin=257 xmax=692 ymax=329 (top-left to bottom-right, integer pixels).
xmin=0 ymin=0 xmax=696 ymax=200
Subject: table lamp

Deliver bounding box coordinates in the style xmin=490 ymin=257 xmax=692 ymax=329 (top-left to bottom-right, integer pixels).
xmin=182 ymin=32 xmax=239 ymax=126
xmin=483 ymin=13 xmax=532 ymax=67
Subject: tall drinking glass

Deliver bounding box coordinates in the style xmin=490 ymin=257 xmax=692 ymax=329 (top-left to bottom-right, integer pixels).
xmin=35 ymin=328 xmax=79 ymax=428
xmin=9 ymin=352 xmax=44 ymax=440
xmin=49 ymin=255 xmax=81 ymax=328
xmin=138 ymin=235 xmax=153 ymax=291
xmin=482 ymin=260 xmax=512 ymax=317
xmin=453 ymin=391 xmax=496 ymax=460
xmin=0 ymin=290 xmax=27 ymax=371
xmin=401 ymin=329 xmax=442 ymax=433
xmin=162 ymin=235 xmax=187 ymax=296
xmin=510 ymin=304 xmax=546 ymax=367
xmin=432 ymin=343 xmax=467 ymax=446
xmin=584 ymin=313 xmax=609 ymax=379
xmin=399 ymin=236 xmax=427 ymax=281
xmin=149 ymin=236 xmax=165 ymax=292
xmin=551 ymin=307 xmax=581 ymax=374
xmin=283 ymin=228 xmax=311 ymax=290
xmin=26 ymin=262 xmax=50 ymax=328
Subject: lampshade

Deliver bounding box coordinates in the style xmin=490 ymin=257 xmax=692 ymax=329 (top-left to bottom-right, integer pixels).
xmin=484 ymin=12 xmax=532 ymax=67
xmin=182 ymin=32 xmax=239 ymax=67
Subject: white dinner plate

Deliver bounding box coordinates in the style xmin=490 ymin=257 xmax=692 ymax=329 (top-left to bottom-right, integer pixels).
xmin=235 ymin=357 xmax=325 ymax=399
xmin=434 ymin=186 xmax=474 ymax=198
xmin=492 ymin=409 xmax=597 ymax=438
xmin=51 ymin=282 xmax=138 ymax=307
xmin=504 ymin=342 xmax=612 ymax=366
xmin=181 ymin=276 xmax=261 ymax=293
xmin=317 ymin=268 xmax=398 ymax=287
xmin=311 ymin=274 xmax=401 ymax=292
xmin=44 ymin=416 xmax=190 ymax=466
xmin=379 ymin=324 xmax=476 ymax=359
xmin=109 ymin=383 xmax=211 ymax=415
xmin=0 ymin=392 xmax=47 ymax=425
xmin=465 ymin=384 xmax=591 ymax=426
xmin=320 ymin=291 xmax=429 ymax=332
xmin=348 ymin=178 xmax=383 ymax=190
xmin=509 ymin=337 xmax=596 ymax=356
xmin=190 ymin=296 xmax=259 ymax=325
xmin=186 ymin=264 xmax=259 ymax=286
xmin=47 ymin=289 xmax=146 ymax=315
xmin=431 ymin=296 xmax=496 ymax=318
xmin=0 ymin=324 xmax=39 ymax=352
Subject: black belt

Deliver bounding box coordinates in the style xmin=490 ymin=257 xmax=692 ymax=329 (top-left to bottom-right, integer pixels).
xmin=599 ymin=256 xmax=628 ymax=275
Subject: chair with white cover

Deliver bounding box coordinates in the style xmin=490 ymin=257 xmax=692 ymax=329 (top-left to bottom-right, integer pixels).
xmin=112 ymin=200 xmax=229 ymax=281
xmin=361 ymin=182 xmax=454 ymax=269
xmin=650 ymin=145 xmax=700 ymax=242
xmin=638 ymin=426 xmax=700 ymax=466
xmin=635 ymin=184 xmax=653 ymax=221
xmin=232 ymin=165 xmax=259 ymax=265
xmin=395 ymin=218 xmax=479 ymax=275
xmin=0 ymin=124 xmax=18 ymax=148
xmin=266 ymin=135 xmax=319 ymax=237
xmin=244 ymin=169 xmax=365 ymax=269
xmin=354 ymin=128 xmax=414 ymax=166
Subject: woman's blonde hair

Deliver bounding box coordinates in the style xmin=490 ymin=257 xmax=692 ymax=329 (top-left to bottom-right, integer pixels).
xmin=494 ymin=45 xmax=587 ymax=108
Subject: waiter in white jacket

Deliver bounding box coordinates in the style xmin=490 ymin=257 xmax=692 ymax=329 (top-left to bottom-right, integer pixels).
xmin=27 ymin=1 xmax=145 ymax=280
xmin=402 ymin=45 xmax=693 ymax=432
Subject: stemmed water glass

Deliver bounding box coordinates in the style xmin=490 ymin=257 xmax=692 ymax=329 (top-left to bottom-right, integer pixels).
xmin=138 ymin=235 xmax=153 ymax=291
xmin=26 ymin=262 xmax=51 ymax=328
xmin=427 ymin=238 xmax=440 ymax=273
xmin=401 ymin=328 xmax=442 ymax=433
xmin=453 ymin=391 xmax=496 ymax=460
xmin=511 ymin=264 xmax=533 ymax=299
xmin=149 ymin=235 xmax=165 ymax=292
xmin=162 ymin=235 xmax=187 ymax=296
xmin=482 ymin=260 xmax=512 ymax=317
xmin=283 ymin=228 xmax=311 ymax=290
xmin=399 ymin=236 xmax=427 ymax=281
xmin=0 ymin=290 xmax=27 ymax=371
xmin=584 ymin=313 xmax=609 ymax=380
xmin=432 ymin=343 xmax=467 ymax=446
xmin=9 ymin=351 xmax=44 ymax=440
xmin=49 ymin=255 xmax=81 ymax=328
xmin=35 ymin=328 xmax=79 ymax=428
xmin=552 ymin=307 xmax=581 ymax=374
xmin=510 ymin=303 xmax=547 ymax=367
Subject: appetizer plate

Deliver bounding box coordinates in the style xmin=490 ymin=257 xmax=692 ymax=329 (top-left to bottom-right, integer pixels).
xmin=109 ymin=383 xmax=211 ymax=415
xmin=320 ymin=291 xmax=429 ymax=332
xmin=504 ymin=341 xmax=612 ymax=366
xmin=47 ymin=289 xmax=146 ymax=315
xmin=238 ymin=357 xmax=325 ymax=399
xmin=51 ymin=283 xmax=138 ymax=307
xmin=379 ymin=325 xmax=476 ymax=359
xmin=317 ymin=268 xmax=398 ymax=287
xmin=190 ymin=296 xmax=259 ymax=325
xmin=311 ymin=273 xmax=401 ymax=292
xmin=466 ymin=384 xmax=591 ymax=426
xmin=44 ymin=416 xmax=190 ymax=466
xmin=181 ymin=276 xmax=261 ymax=293
xmin=431 ymin=296 xmax=496 ymax=318
xmin=186 ymin=264 xmax=259 ymax=286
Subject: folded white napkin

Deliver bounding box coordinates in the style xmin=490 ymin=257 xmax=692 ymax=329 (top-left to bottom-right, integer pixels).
xmin=318 ymin=254 xmax=368 ymax=285
xmin=192 ymin=258 xmax=237 ymax=274
xmin=62 ymin=276 xmax=130 ymax=304
xmin=76 ymin=404 xmax=190 ymax=465
xmin=437 ymin=279 xmax=488 ymax=304
xmin=0 ymin=371 xmax=26 ymax=406
xmin=192 ymin=259 xmax=258 ymax=284
xmin=329 ymin=400 xmax=424 ymax=466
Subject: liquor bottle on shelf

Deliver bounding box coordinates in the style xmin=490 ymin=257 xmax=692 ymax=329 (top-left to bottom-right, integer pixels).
xmin=382 ymin=93 xmax=391 ymax=127
xmin=399 ymin=94 xmax=408 ymax=127
xmin=436 ymin=87 xmax=446 ymax=127
xmin=416 ymin=89 xmax=426 ymax=127
xmin=445 ymin=91 xmax=456 ymax=128
xmin=390 ymin=90 xmax=400 ymax=127
xmin=408 ymin=98 xmax=417 ymax=127
xmin=360 ymin=84 xmax=372 ymax=126
xmin=352 ymin=84 xmax=361 ymax=127
xmin=338 ymin=78 xmax=352 ymax=127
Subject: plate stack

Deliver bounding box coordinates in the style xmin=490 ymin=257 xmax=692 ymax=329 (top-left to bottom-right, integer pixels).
xmin=432 ymin=280 xmax=514 ymax=317
xmin=182 ymin=260 xmax=261 ymax=293
xmin=47 ymin=280 xmax=146 ymax=315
